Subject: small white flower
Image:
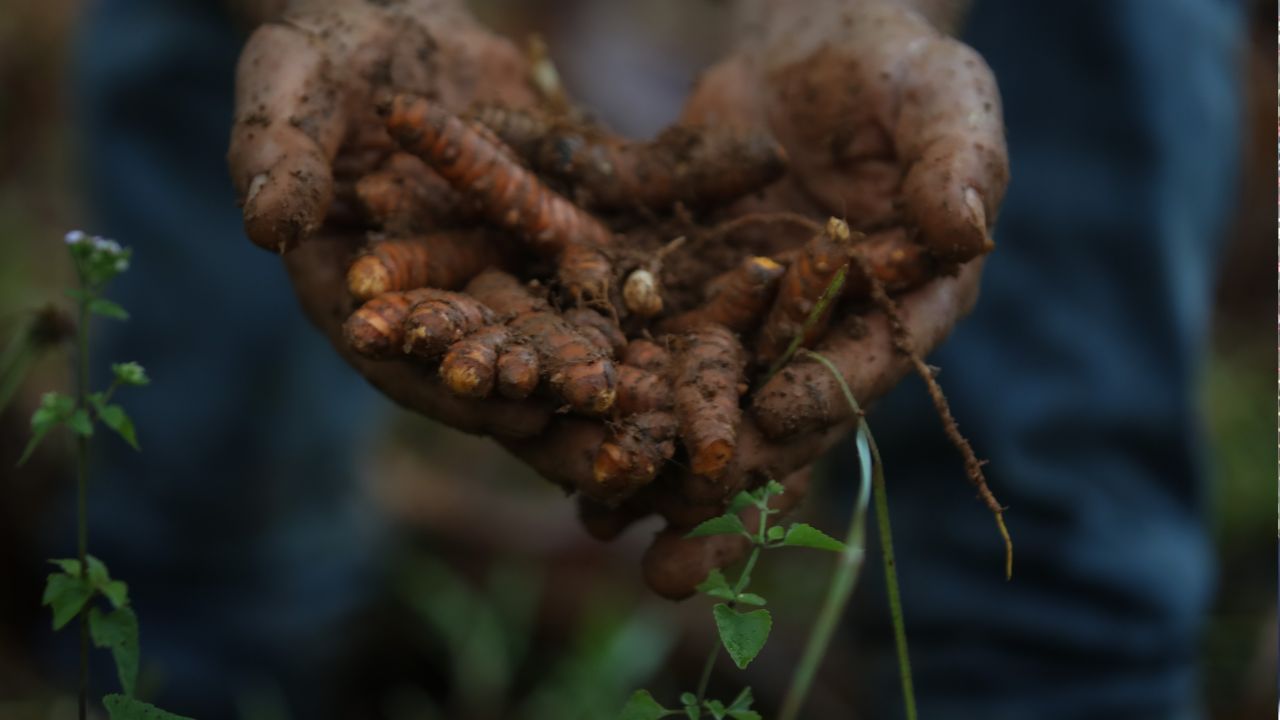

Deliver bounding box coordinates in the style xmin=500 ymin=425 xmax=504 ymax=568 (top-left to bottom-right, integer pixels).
xmin=114 ymin=259 xmax=129 ymax=272
xmin=64 ymin=230 xmax=87 ymax=245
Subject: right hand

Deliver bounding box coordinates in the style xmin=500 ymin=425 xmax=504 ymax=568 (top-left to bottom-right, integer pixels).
xmin=227 ymin=0 xmax=561 ymax=439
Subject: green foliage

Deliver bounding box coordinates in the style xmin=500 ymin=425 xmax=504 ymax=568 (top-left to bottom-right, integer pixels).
xmin=617 ymin=690 xmax=673 ymax=720
xmin=103 ymin=695 xmax=194 ymax=720
xmin=684 ymin=515 xmax=747 ymax=539
xmin=19 ymin=391 xmax=76 ymax=465
xmin=42 ymin=570 xmax=94 ymax=630
xmin=90 ymin=393 xmax=139 ymax=450
xmin=112 ymin=362 xmax=150 ymax=387
xmin=711 ymin=605 xmax=772 ymax=670
xmin=780 ymin=524 xmax=846 ymax=553
xmin=90 ymin=606 xmax=140 ymax=696
xmin=89 ymin=298 xmax=130 ymax=321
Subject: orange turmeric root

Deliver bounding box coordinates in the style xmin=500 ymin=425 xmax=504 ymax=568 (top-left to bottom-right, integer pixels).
xmin=755 ymin=218 xmax=855 ymax=365
xmin=470 ymin=104 xmax=788 ymax=211
xmin=564 ymin=308 xmax=627 ymax=357
xmin=621 ymin=339 xmax=671 ymax=373
xmin=353 ymin=152 xmax=466 ymax=234
xmin=590 ymin=411 xmax=679 ymax=503
xmin=615 ymin=364 xmax=673 ymax=417
xmin=343 ymin=288 xmax=442 ymax=359
xmin=465 ymin=269 xmax=617 ymax=413
xmin=659 ymin=256 xmax=786 ymax=335
xmin=346 ymin=231 xmax=503 ymax=301
xmin=672 ymin=324 xmax=747 ymax=481
xmin=402 ymin=292 xmax=495 ymax=359
xmin=385 ymin=95 xmax=613 ymax=257
xmin=439 ymin=325 xmax=510 ymax=398
xmin=496 ymin=342 xmax=540 ymax=399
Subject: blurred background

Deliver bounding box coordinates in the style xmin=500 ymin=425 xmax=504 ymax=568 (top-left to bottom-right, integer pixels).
xmin=0 ymin=1 xmax=1275 ymax=718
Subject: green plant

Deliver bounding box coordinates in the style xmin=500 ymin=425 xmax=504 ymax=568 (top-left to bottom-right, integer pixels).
xmin=18 ymin=231 xmax=190 ymax=720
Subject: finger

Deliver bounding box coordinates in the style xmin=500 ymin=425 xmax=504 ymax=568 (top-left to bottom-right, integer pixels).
xmin=229 ymin=22 xmax=346 ymax=253
xmin=497 ymin=415 xmax=607 ymax=491
xmin=641 ymin=467 xmax=812 ymax=600
xmin=577 ymin=493 xmax=655 ymax=542
xmin=896 ymin=37 xmax=1009 ymax=263
xmin=283 ymin=234 xmax=553 ymax=439
xmin=751 ymin=259 xmax=983 ymax=440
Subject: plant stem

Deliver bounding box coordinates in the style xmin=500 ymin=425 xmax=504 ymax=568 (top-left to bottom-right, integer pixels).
xmin=733 ymin=546 xmax=762 ymax=594
xmin=75 ymin=289 xmax=90 ymax=720
xmin=777 ymin=414 xmax=872 ymax=720
xmin=693 ymin=643 xmax=720 ymax=710
xmin=871 ymin=435 xmax=917 ymax=720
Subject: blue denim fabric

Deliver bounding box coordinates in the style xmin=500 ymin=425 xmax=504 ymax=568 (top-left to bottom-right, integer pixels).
xmin=843 ymin=1 xmax=1244 ymax=718
xmin=55 ymin=1 xmax=386 ymax=716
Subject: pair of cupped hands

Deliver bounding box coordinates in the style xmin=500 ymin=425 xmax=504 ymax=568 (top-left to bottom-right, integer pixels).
xmin=226 ymin=0 xmax=1008 ymax=597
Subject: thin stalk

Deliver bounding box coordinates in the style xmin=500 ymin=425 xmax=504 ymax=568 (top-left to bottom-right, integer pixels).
xmin=693 ymin=644 xmax=720 ymax=709
xmin=696 ymin=543 xmax=762 ymax=709
xmin=871 ymin=435 xmax=917 ymax=720
xmin=74 ymin=287 xmax=90 ymax=720
xmin=764 ymin=266 xmax=848 ymax=381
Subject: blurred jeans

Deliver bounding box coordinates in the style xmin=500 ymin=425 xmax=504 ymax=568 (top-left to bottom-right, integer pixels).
xmin=844 ymin=1 xmax=1244 ymax=719
xmin=54 ymin=0 xmax=386 ymax=716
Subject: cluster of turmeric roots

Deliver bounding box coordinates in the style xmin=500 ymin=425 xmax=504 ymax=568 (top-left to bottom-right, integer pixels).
xmin=336 ymin=92 xmax=997 ymax=575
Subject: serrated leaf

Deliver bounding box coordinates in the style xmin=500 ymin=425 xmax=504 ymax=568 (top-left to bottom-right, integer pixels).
xmin=781 ymin=523 xmax=846 ymax=552
xmin=734 ymin=593 xmax=767 ymax=607
xmin=617 ymin=689 xmax=672 ymax=720
xmin=111 ymin=362 xmax=149 ymax=387
xmin=695 ymin=568 xmax=736 ymax=601
xmin=683 ymin=708 xmax=698 ymax=720
xmin=93 ymin=401 xmax=139 ymax=450
xmin=727 ymin=687 xmax=754 ymax=711
xmin=679 ymin=692 xmax=697 ymax=707
xmin=19 ymin=393 xmax=75 ymax=465
xmin=90 ymin=605 xmax=139 ymax=695
xmin=67 ymin=408 xmax=93 ymax=437
xmin=766 ymin=526 xmax=785 ymax=541
xmin=712 ymin=604 xmax=771 ymax=670
xmin=100 ymin=580 xmax=129 ymax=609
xmin=89 ymin=298 xmax=129 ymax=321
xmin=50 ymin=558 xmax=81 ymax=575
xmin=685 ymin=514 xmax=747 ymax=539
xmin=764 ymin=480 xmax=785 ymax=497
xmin=86 ymin=555 xmax=110 ymax=586
xmin=704 ymin=699 xmax=726 ymax=719
xmin=43 ymin=571 xmax=93 ymax=630
xmin=103 ymin=694 xmax=195 ymax=720
xmin=727 ymin=491 xmax=754 ymax=514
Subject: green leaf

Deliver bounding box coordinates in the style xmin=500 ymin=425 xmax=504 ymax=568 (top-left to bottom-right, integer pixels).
xmin=766 ymin=526 xmax=785 ymax=542
xmin=93 ymin=400 xmax=139 ymax=450
xmin=764 ymin=480 xmax=786 ymax=498
xmin=726 ymin=686 xmax=761 ymax=720
xmin=103 ymin=694 xmax=194 ymax=720
xmin=704 ymin=699 xmax=726 ymax=719
xmin=617 ymin=689 xmax=672 ymax=720
xmin=64 ymin=288 xmax=89 ymax=301
xmin=50 ymin=558 xmax=81 ymax=575
xmin=89 ymin=298 xmax=129 ymax=321
xmin=679 ymin=693 xmax=697 ymax=707
xmin=90 ymin=606 xmax=139 ymax=696
xmin=67 ymin=408 xmax=94 ymax=437
xmin=111 ymin=362 xmax=150 ymax=387
xmin=683 ymin=708 xmax=698 ymax=720
xmin=685 ymin=514 xmax=747 ymax=539
xmin=695 ymin=568 xmax=736 ymax=602
xmin=86 ymin=555 xmax=110 ymax=586
xmin=734 ymin=593 xmax=767 ymax=607
xmin=712 ymin=604 xmax=771 ymax=670
xmin=781 ymin=523 xmax=846 ymax=553
xmin=42 ymin=571 xmax=94 ymax=630
xmin=727 ymin=491 xmax=755 ymax=515
xmin=100 ymin=580 xmax=129 ymax=609
xmin=19 ymin=392 xmax=75 ymax=465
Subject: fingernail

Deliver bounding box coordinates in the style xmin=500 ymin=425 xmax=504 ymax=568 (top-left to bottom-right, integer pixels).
xmin=963 ymin=187 xmax=995 ymax=251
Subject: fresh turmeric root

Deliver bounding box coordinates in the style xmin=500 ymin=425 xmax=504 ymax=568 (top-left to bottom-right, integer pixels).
xmin=755 ymin=218 xmax=855 ymax=365
xmin=660 ymin=255 xmax=786 ymax=335
xmin=344 ymin=288 xmax=443 ymax=359
xmin=439 ymin=325 xmax=510 ymax=398
xmin=590 ymin=410 xmax=679 ymax=503
xmin=614 ymin=365 xmax=673 ymax=417
xmin=402 ymin=292 xmax=496 ymax=359
xmin=346 ymin=231 xmax=503 ymax=301
xmin=354 ymin=152 xmax=468 ymax=234
xmin=465 ymin=269 xmax=618 ymax=414
xmin=385 ymin=95 xmax=617 ymax=308
xmin=671 ymin=324 xmax=747 ymax=482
